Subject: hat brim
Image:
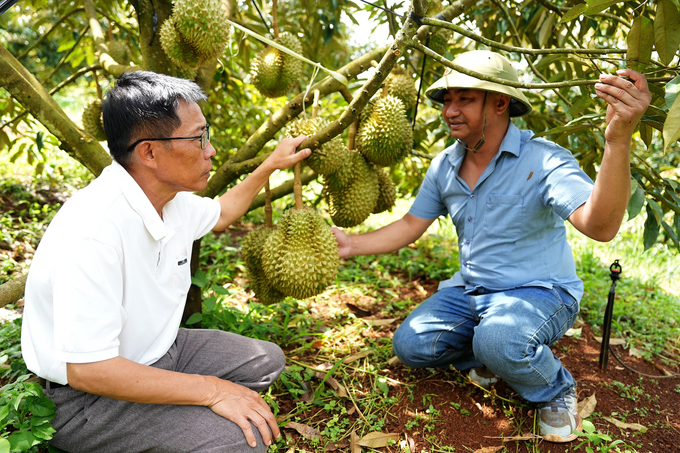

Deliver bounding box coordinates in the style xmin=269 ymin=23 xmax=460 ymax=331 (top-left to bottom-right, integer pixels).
xmin=426 ymin=72 xmax=532 ymax=117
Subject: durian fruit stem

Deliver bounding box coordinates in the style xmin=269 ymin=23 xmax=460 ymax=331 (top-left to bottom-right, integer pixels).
xmin=293 ymin=162 xmax=304 ymax=210
xmin=93 ymin=69 xmax=102 ymax=101
xmin=312 ymin=89 xmax=320 ymax=119
xmin=264 ymin=180 xmax=273 ymax=228
xmin=348 ymin=120 xmax=359 ymax=151
xmin=272 ymin=0 xmax=279 ymax=39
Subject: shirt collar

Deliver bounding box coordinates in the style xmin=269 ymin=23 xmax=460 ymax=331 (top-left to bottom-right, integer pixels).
xmin=447 ymin=121 xmax=521 ymax=168
xmin=106 ymin=161 xmax=170 ymax=241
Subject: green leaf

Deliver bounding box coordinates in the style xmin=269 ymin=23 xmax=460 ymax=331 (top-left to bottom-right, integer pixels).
xmin=0 ymin=405 xmax=9 ymax=423
xmin=666 ymin=74 xmax=680 ymax=110
xmin=584 ymin=0 xmax=619 ymax=15
xmin=203 ymin=296 xmax=217 ymax=312
xmin=648 ymin=198 xmax=664 ymax=220
xmin=191 ymin=269 xmax=209 ymax=288
xmin=654 ymin=0 xmax=680 ymax=66
xmin=28 ymin=397 xmax=55 ymax=417
xmin=30 ymin=420 xmax=56 ymax=441
xmin=7 ymin=431 xmax=36 ymax=451
xmin=627 ymin=185 xmax=646 ymax=220
xmin=538 ymin=13 xmax=555 ymax=47
xmin=639 ymin=122 xmax=653 ymax=147
xmin=643 ymin=203 xmax=660 ymax=250
xmin=560 ymin=4 xmax=588 ymax=23
xmin=663 ymin=91 xmax=680 ymax=151
xmin=185 ymin=313 xmax=203 ymax=325
xmin=567 ymin=95 xmax=594 ymax=118
xmin=0 ymin=437 xmax=9 ymax=453
xmin=661 ymin=220 xmax=680 ymax=249
xmin=532 ymin=123 xmax=597 ymax=138
xmin=627 ymin=16 xmax=654 ymax=71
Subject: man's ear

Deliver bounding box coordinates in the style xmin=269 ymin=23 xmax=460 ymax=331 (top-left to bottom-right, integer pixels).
xmin=495 ymin=94 xmax=511 ymax=115
xmin=134 ymin=141 xmax=159 ymax=170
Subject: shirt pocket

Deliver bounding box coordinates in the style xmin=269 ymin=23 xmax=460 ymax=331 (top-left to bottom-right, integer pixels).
xmin=174 ymin=255 xmax=191 ymax=299
xmin=485 ymin=194 xmax=524 ymax=239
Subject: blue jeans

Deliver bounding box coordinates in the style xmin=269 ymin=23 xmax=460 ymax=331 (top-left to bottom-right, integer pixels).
xmin=392 ymin=286 xmax=579 ymax=402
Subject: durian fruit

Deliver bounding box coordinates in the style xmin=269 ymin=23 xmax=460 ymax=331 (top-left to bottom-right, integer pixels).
xmin=261 ymin=207 xmax=339 ymax=300
xmin=357 ymin=94 xmax=413 ymax=167
xmin=286 ymin=118 xmax=348 ymax=175
xmin=241 ymin=226 xmax=286 ymax=305
xmin=82 ymin=99 xmax=107 ymax=142
xmin=159 ymin=16 xmax=203 ymax=69
xmin=172 ymin=0 xmax=230 ymax=60
xmin=324 ymin=152 xmax=380 ymax=228
xmin=107 ymin=40 xmax=132 ymax=65
xmin=250 ymin=32 xmax=303 ymax=98
xmin=428 ymin=28 xmax=451 ymax=56
xmin=385 ymin=67 xmax=417 ymax=112
xmin=373 ymin=167 xmax=397 ymax=214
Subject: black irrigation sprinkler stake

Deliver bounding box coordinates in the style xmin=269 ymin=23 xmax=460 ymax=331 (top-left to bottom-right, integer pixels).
xmin=599 ymin=259 xmax=622 ymax=370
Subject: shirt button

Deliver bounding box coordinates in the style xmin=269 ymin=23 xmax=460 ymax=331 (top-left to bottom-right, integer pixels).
xmin=463 ymin=262 xmax=468 ymax=267
xmin=465 ymin=240 xmax=470 ymax=245
xmin=467 ymin=217 xmax=473 ymax=222
xmin=470 ymin=194 xmax=475 ymax=199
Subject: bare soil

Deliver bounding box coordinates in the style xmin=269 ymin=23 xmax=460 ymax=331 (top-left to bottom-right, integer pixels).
xmin=278 ymin=278 xmax=680 ymax=453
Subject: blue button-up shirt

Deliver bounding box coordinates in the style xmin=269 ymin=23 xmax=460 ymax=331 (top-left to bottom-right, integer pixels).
xmin=409 ymin=122 xmax=594 ymax=301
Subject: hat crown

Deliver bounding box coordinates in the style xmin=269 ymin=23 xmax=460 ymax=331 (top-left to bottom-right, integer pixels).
xmin=450 ymin=51 xmax=520 ymax=83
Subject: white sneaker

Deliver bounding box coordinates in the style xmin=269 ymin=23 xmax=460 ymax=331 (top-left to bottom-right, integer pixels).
xmin=538 ymin=389 xmax=582 ymax=443
xmin=468 ymin=366 xmax=499 ymax=388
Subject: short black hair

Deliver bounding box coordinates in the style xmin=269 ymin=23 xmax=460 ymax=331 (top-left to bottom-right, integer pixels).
xmin=101 ymin=71 xmax=207 ymax=167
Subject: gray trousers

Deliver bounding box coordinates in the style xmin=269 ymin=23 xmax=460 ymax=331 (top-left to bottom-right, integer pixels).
xmin=45 ymin=328 xmax=286 ymax=453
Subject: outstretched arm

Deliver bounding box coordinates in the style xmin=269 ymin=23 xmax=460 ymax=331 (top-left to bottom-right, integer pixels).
xmin=568 ymin=69 xmax=651 ymax=242
xmin=333 ymin=213 xmax=436 ymax=258
xmin=212 ymin=136 xmax=311 ymax=232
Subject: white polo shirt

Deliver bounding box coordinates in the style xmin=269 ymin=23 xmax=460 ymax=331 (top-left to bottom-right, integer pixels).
xmin=21 ymin=162 xmax=221 ymax=384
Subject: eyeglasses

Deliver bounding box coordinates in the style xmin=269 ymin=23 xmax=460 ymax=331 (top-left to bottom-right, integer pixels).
xmin=126 ymin=123 xmax=210 ymax=153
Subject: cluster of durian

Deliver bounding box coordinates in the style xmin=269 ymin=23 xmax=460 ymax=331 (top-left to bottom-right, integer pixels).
xmin=159 ymin=0 xmax=230 ymax=74
xmin=242 ymin=207 xmax=340 ymax=302
xmin=82 ymin=99 xmax=107 ymax=142
xmin=250 ymin=32 xmax=303 ymax=98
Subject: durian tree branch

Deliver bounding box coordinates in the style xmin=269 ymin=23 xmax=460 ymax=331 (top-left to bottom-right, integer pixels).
xmin=0 ymin=43 xmax=112 ymax=176
xmin=415 ymin=0 xmax=473 ymax=43
xmin=16 ymin=7 xmax=86 ymax=61
xmin=83 ymin=0 xmax=137 ymax=77
xmin=418 ymin=16 xmax=627 ymax=55
xmin=0 ymin=274 xmax=27 ymax=309
xmin=407 ymin=40 xmax=674 ymax=89
xmin=1 ymin=64 xmax=103 ymax=130
xmin=199 ymin=46 xmax=386 ymax=199
xmin=249 ymin=170 xmax=318 ymax=211
xmin=39 ymin=25 xmax=91 ymax=86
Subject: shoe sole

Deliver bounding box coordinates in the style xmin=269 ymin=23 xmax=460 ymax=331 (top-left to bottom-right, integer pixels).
xmin=541 ymin=415 xmax=583 ymax=443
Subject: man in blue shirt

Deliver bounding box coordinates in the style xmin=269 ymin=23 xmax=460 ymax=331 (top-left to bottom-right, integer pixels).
xmin=332 ymin=50 xmax=650 ymax=442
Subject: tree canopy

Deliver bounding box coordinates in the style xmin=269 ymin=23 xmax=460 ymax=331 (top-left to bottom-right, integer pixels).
xmin=1 ymin=0 xmax=679 ymax=252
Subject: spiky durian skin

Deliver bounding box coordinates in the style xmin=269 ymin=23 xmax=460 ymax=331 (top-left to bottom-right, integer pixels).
xmin=386 ymin=71 xmax=417 ymax=112
xmin=261 ymin=208 xmax=339 ymax=300
xmin=373 ymin=167 xmax=397 ymax=214
xmin=241 ymin=226 xmax=286 ymax=305
xmin=428 ymin=29 xmax=451 ymax=56
xmin=172 ymin=0 xmax=230 ymax=60
xmin=107 ymin=40 xmax=132 ymax=65
xmin=82 ymin=99 xmax=107 ymax=142
xmin=250 ymin=33 xmax=303 ymax=98
xmin=323 ymin=150 xmax=364 ymax=193
xmin=324 ymin=153 xmax=380 ymax=228
xmin=357 ymin=95 xmax=413 ymax=167
xmin=159 ymin=16 xmax=204 ymax=69
xmin=286 ymin=118 xmax=348 ymax=175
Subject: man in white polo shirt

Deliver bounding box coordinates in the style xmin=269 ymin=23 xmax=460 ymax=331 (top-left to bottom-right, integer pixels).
xmin=21 ymin=71 xmax=311 ymax=452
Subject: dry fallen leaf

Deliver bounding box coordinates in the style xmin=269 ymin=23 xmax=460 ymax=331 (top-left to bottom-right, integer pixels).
xmin=350 ymin=430 xmax=361 ymax=453
xmin=565 ymin=327 xmax=582 ymax=337
xmin=473 ymin=447 xmax=505 ymax=453
xmin=387 ymin=356 xmax=402 ymax=366
xmin=629 ymin=347 xmax=644 ymax=358
xmin=325 ymin=439 xmax=349 ymax=451
xmin=363 ymin=317 xmax=398 ymax=327
xmin=357 ymin=432 xmax=400 ymax=447
xmin=578 ymin=393 xmax=597 ymax=419
xmin=603 ymin=416 xmax=647 ymax=433
xmin=343 ymin=350 xmax=372 ymax=363
xmin=593 ymin=336 xmax=626 ymax=345
xmin=284 ymin=421 xmax=321 ymax=439
xmin=312 ymin=372 xmax=349 ymax=397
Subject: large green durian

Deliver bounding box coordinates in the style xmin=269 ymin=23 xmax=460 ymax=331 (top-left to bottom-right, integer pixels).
xmin=241 ymin=226 xmax=286 ymax=305
xmin=261 ymin=207 xmax=339 ymax=300
xmin=107 ymin=40 xmax=132 ymax=65
xmin=357 ymin=95 xmax=413 ymax=167
xmin=385 ymin=67 xmax=417 ymax=112
xmin=82 ymin=99 xmax=107 ymax=142
xmin=172 ymin=0 xmax=230 ymax=60
xmin=250 ymin=33 xmax=303 ymax=98
xmin=324 ymin=152 xmax=380 ymax=228
xmin=373 ymin=167 xmax=397 ymax=214
xmin=159 ymin=16 xmax=204 ymax=69
xmin=286 ymin=118 xmax=348 ymax=175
